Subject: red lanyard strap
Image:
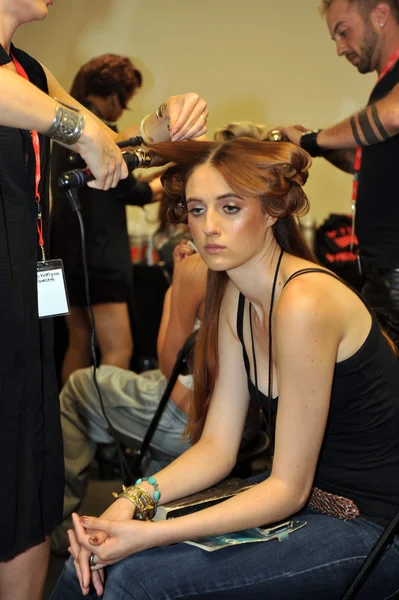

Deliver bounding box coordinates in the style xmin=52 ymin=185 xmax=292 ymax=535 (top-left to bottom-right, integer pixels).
xmin=9 ymin=52 xmax=45 ymax=259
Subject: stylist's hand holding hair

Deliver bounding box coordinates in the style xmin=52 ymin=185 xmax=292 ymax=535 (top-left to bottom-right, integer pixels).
xmin=279 ymin=125 xmax=308 ymax=146
xmin=124 ymin=92 xmax=208 ymax=146
xmin=77 ymin=88 xmax=209 ymax=187
xmin=164 ymin=93 xmax=208 ymax=141
xmin=265 ymin=124 xmax=308 ymax=145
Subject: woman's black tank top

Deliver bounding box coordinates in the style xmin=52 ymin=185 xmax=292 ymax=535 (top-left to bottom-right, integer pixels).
xmin=236 ymin=268 xmax=399 ymax=525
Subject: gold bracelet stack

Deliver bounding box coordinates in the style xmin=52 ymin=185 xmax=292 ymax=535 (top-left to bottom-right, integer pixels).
xmin=46 ymin=99 xmax=85 ymax=146
xmin=112 ymin=484 xmax=157 ymax=520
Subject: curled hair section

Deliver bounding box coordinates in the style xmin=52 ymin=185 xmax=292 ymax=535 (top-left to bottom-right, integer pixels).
xmin=214 ymin=121 xmax=269 ymax=142
xmin=150 ymin=138 xmax=312 ymax=224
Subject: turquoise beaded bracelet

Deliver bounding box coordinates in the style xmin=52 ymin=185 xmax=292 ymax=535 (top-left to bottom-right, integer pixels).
xmin=135 ymin=476 xmax=161 ymax=505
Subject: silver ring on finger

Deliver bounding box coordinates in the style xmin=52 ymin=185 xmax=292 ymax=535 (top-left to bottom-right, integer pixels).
xmin=200 ymin=113 xmax=207 ymax=123
xmin=89 ymin=552 xmax=96 ymax=568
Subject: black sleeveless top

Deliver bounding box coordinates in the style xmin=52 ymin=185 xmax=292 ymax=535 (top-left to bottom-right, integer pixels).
xmin=237 ymin=268 xmax=399 ymax=525
xmin=356 ymin=59 xmax=399 ymax=268
xmin=0 ymin=45 xmax=63 ymax=560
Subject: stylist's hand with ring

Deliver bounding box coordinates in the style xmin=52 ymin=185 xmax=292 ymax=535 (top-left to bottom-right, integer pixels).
xmin=164 ymin=93 xmax=208 ymax=141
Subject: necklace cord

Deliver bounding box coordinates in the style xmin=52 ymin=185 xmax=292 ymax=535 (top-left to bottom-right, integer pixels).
xmin=249 ymin=248 xmax=284 ymax=457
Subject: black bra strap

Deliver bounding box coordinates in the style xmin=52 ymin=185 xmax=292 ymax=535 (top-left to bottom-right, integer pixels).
xmin=282 ymin=268 xmax=342 ymax=289
xmin=283 ymin=268 xmax=373 ymax=315
xmin=283 ymin=267 xmax=369 ymax=309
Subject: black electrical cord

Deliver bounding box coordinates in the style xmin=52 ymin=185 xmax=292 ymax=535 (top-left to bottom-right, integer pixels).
xmin=65 ymin=188 xmax=134 ymax=486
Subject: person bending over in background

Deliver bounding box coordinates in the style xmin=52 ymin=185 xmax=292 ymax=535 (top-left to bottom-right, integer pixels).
xmin=52 ymin=137 xmax=398 ymax=599
xmin=51 ymin=54 xmax=162 ymax=383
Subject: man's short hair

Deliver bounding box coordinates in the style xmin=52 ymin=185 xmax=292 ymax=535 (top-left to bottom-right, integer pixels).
xmin=320 ymin=0 xmax=399 ymax=23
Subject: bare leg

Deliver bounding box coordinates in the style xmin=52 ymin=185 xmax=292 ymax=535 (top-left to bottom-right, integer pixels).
xmin=0 ymin=537 xmax=50 ymax=600
xmin=93 ymin=302 xmax=133 ymax=369
xmin=62 ymin=307 xmax=92 ymax=385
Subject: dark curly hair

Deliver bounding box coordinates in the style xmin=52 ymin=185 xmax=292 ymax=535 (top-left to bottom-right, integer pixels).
xmin=70 ymin=53 xmax=142 ymax=108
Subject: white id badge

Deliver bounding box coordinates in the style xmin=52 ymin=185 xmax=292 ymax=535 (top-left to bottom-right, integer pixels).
xmin=37 ymin=259 xmax=70 ymax=318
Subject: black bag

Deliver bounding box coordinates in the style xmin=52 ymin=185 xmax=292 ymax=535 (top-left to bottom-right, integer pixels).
xmin=315 ymin=213 xmax=363 ymax=291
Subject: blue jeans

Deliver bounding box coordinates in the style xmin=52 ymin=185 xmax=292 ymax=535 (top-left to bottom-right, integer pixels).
xmin=50 ymin=508 xmax=399 ymax=599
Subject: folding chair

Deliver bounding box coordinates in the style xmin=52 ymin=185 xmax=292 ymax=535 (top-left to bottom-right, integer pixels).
xmin=127 ymin=332 xmax=196 ymax=479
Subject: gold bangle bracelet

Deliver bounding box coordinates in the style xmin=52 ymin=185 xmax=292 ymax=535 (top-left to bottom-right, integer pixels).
xmin=112 ymin=485 xmax=157 ymax=520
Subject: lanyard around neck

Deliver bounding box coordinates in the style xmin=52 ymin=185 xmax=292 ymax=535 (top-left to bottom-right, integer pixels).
xmin=351 ymin=48 xmax=399 ymax=250
xmin=9 ymin=52 xmax=45 ymax=259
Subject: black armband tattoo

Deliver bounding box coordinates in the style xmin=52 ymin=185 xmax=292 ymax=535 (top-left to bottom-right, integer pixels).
xmin=351 ymin=105 xmax=391 ymax=148
xmin=358 ymin=108 xmax=380 ymax=145
xmin=371 ymin=104 xmax=390 ymax=141
xmin=350 ymin=116 xmax=363 ymax=147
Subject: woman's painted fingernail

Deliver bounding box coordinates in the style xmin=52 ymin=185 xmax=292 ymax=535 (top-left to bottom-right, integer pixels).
xmin=79 ymin=516 xmax=89 ymax=524
xmin=89 ymin=536 xmax=98 ymax=544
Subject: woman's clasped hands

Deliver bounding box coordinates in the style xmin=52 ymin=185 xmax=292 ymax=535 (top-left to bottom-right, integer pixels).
xmin=67 ymin=498 xmax=157 ymax=597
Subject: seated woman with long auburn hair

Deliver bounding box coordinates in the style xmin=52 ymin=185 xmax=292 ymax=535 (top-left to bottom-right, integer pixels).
xmin=51 ymin=138 xmax=399 ymax=600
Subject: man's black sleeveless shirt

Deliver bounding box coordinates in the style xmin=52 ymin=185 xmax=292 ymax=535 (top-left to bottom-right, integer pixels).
xmin=356 ymin=60 xmax=399 ymax=268
xmin=237 ymin=274 xmax=399 ymax=526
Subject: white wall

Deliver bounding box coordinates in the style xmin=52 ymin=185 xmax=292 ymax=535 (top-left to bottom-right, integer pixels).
xmin=15 ymin=0 xmax=374 ymax=225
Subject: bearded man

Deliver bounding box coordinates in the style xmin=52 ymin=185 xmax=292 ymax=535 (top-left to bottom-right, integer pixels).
xmin=279 ymin=0 xmax=399 ymax=350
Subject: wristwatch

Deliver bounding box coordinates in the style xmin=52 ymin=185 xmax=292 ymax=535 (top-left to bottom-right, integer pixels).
xmin=299 ymin=129 xmax=324 ymax=157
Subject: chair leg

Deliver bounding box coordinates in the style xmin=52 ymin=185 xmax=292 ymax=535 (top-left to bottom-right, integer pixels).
xmin=129 ymin=346 xmax=188 ymax=480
